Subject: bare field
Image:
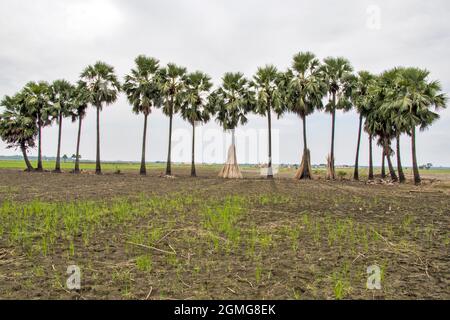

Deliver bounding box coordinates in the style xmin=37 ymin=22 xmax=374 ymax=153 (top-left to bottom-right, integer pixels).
xmin=0 ymin=167 xmax=449 ymax=300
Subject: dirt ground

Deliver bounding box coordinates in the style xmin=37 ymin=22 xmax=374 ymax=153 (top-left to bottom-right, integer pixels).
xmin=0 ymin=167 xmax=449 ymax=300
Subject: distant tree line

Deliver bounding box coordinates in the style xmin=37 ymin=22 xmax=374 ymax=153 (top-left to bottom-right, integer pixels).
xmin=0 ymin=52 xmax=447 ymax=184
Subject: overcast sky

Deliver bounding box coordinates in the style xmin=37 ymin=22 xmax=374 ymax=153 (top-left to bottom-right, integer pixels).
xmin=0 ymin=0 xmax=449 ymax=166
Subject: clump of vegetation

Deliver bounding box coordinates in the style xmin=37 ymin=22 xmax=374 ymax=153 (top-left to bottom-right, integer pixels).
xmin=135 ymin=255 xmax=152 ymax=272
xmin=202 ymin=196 xmax=245 ymax=251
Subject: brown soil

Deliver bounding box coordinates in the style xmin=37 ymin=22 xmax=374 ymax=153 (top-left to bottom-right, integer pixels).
xmin=0 ymin=168 xmax=449 ymax=300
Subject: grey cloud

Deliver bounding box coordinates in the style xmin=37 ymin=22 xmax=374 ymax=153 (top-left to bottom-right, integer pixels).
xmin=1 ymin=0 xmax=449 ymax=166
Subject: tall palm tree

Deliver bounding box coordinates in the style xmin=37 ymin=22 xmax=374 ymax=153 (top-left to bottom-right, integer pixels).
xmin=282 ymin=52 xmax=326 ymax=179
xmin=388 ymin=68 xmax=447 ymax=185
xmin=71 ymin=81 xmax=90 ymax=174
xmin=49 ymin=79 xmax=75 ymax=173
xmin=22 ymin=81 xmax=52 ymax=171
xmin=365 ymin=106 xmax=398 ymax=182
xmin=160 ymin=64 xmax=187 ymax=176
xmin=375 ymin=68 xmax=406 ymax=182
xmin=212 ymin=72 xmax=254 ymax=179
xmin=123 ymin=55 xmax=162 ymax=175
xmin=252 ymin=65 xmax=283 ymax=179
xmin=320 ymin=57 xmax=355 ymax=180
xmin=180 ymin=71 xmax=213 ymax=177
xmin=80 ymin=61 xmax=120 ymax=174
xmin=369 ymin=69 xmax=404 ymax=181
xmin=351 ymin=71 xmax=375 ymax=180
xmin=0 ymin=93 xmax=37 ymax=171
xmin=385 ymin=106 xmax=410 ymax=183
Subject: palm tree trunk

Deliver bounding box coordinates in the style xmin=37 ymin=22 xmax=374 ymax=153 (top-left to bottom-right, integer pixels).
xmin=140 ymin=113 xmax=148 ymax=175
xmin=54 ymin=113 xmax=63 ymax=173
xmin=21 ymin=143 xmax=33 ymax=171
xmin=381 ymin=150 xmax=386 ymax=179
xmin=74 ymin=116 xmax=82 ymax=174
xmin=191 ymin=122 xmax=196 ymax=177
xmin=95 ymin=105 xmax=101 ymax=174
xmin=328 ymin=93 xmax=336 ymax=180
xmin=353 ymin=114 xmax=363 ymax=181
xmin=368 ymin=134 xmax=374 ymax=180
xmin=396 ymin=134 xmax=406 ymax=183
xmin=385 ymin=140 xmax=398 ymax=182
xmin=166 ymin=103 xmax=173 ymax=176
xmin=298 ymin=115 xmax=311 ymax=179
xmin=267 ymin=103 xmax=273 ymax=179
xmin=232 ymin=128 xmax=236 ymax=147
xmin=411 ymin=126 xmax=421 ymax=185
xmin=36 ymin=114 xmax=43 ymax=171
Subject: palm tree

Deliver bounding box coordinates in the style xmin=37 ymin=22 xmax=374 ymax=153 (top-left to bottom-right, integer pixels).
xmin=123 ymin=55 xmax=162 ymax=175
xmin=374 ymin=68 xmax=407 ymax=182
xmin=49 ymin=79 xmax=75 ymax=173
xmin=252 ymin=65 xmax=283 ymax=178
xmin=351 ymin=71 xmax=375 ymax=180
xmin=212 ymin=72 xmax=254 ymax=179
xmin=366 ymin=72 xmax=399 ymax=183
xmin=368 ymin=69 xmax=404 ymax=181
xmin=160 ymin=64 xmax=187 ymax=176
xmin=180 ymin=71 xmax=213 ymax=177
xmin=22 ymin=81 xmax=52 ymax=171
xmin=0 ymin=93 xmax=37 ymax=171
xmin=388 ymin=68 xmax=447 ymax=184
xmin=365 ymin=107 xmax=398 ymax=182
xmin=320 ymin=57 xmax=355 ymax=180
xmin=80 ymin=61 xmax=120 ymax=174
xmin=71 ymin=81 xmax=90 ymax=174
xmin=385 ymin=105 xmax=410 ymax=183
xmin=282 ymin=52 xmax=326 ymax=179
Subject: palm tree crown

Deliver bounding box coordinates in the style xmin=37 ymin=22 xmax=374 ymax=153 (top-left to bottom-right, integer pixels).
xmin=80 ymin=61 xmax=120 ymax=108
xmin=212 ymin=72 xmax=254 ymax=130
xmin=252 ymin=65 xmax=283 ymax=115
xmin=123 ymin=55 xmax=162 ymax=116
xmin=321 ymin=57 xmax=355 ymax=113
xmin=160 ymin=63 xmax=187 ymax=116
xmin=0 ymin=93 xmax=37 ymax=171
xmin=0 ymin=93 xmax=37 ymax=150
xmin=288 ymin=53 xmax=325 ymax=115
xmin=181 ymin=71 xmax=213 ymax=124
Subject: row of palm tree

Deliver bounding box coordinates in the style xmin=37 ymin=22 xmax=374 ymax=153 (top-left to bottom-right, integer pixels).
xmin=0 ymin=53 xmax=446 ymax=184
